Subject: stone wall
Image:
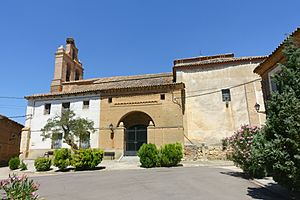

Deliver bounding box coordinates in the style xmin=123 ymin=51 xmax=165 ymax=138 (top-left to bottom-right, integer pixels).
xmin=183 ymin=144 xmax=231 ymax=161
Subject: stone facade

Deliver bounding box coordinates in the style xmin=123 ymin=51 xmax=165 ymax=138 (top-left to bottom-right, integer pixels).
xmin=0 ymin=115 xmax=23 ymax=166
xmin=99 ymin=87 xmax=184 ymax=158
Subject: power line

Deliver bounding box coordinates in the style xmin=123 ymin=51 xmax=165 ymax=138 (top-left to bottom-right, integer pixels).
xmin=0 ymin=114 xmax=31 ymax=119
xmin=0 ymin=96 xmax=24 ymax=100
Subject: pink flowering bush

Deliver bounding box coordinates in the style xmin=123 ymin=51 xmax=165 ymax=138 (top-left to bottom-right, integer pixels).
xmin=0 ymin=174 xmax=39 ymax=200
xmin=226 ymin=125 xmax=267 ymax=178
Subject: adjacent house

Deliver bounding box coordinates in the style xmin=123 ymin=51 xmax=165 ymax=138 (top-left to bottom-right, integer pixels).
xmin=254 ymin=27 xmax=300 ymax=107
xmin=0 ymin=115 xmax=23 ymax=166
xmin=20 ymin=38 xmax=266 ymax=159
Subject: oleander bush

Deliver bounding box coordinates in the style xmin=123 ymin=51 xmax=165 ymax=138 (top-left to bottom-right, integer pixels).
xmin=0 ymin=174 xmax=40 ymax=200
xmin=137 ymin=143 xmax=159 ymax=168
xmin=160 ymin=143 xmax=183 ymax=167
xmin=34 ymin=157 xmax=52 ymax=171
xmin=8 ymin=157 xmax=20 ymax=170
xmin=137 ymin=143 xmax=183 ymax=168
xmin=71 ymin=149 xmax=104 ymax=170
xmin=226 ymin=125 xmax=266 ymax=178
xmin=53 ymin=148 xmax=72 ymax=171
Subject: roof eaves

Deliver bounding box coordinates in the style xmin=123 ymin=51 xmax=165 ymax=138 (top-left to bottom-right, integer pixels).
xmin=254 ymin=27 xmax=300 ymax=74
xmin=25 ymin=83 xmax=184 ymax=100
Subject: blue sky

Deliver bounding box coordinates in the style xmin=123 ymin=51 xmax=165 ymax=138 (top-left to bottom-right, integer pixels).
xmin=0 ymin=0 xmax=299 ymax=124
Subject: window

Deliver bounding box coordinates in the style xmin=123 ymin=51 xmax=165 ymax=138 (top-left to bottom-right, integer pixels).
xmin=75 ymin=70 xmax=80 ymax=81
xmin=268 ymin=66 xmax=281 ymax=93
xmin=221 ymin=89 xmax=231 ymax=102
xmin=44 ymin=104 xmax=51 ymax=115
xmin=62 ymin=102 xmax=70 ymax=111
xmin=66 ymin=65 xmax=71 ymax=82
xmin=80 ymin=133 xmax=90 ymax=149
xmin=160 ymin=94 xmax=165 ymax=100
xmin=108 ymin=97 xmax=112 ymax=103
xmin=83 ymin=100 xmax=90 ymax=109
xmin=52 ymin=133 xmax=62 ymax=149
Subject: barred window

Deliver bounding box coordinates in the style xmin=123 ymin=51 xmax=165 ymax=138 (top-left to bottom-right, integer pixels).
xmin=221 ymin=89 xmax=231 ymax=102
xmin=44 ymin=104 xmax=51 ymax=115
xmin=83 ymin=100 xmax=90 ymax=109
xmin=52 ymin=133 xmax=62 ymax=149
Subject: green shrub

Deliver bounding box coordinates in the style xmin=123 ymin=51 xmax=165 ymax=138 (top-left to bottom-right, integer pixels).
xmin=0 ymin=174 xmax=39 ymax=199
xmin=20 ymin=161 xmax=28 ymax=171
xmin=260 ymin=38 xmax=300 ymax=191
xmin=53 ymin=148 xmax=72 ymax=171
xmin=159 ymin=142 xmax=183 ymax=167
xmin=227 ymin=125 xmax=266 ymax=178
xmin=34 ymin=157 xmax=51 ymax=171
xmin=8 ymin=157 xmax=20 ymax=170
xmin=137 ymin=143 xmax=159 ymax=168
xmin=71 ymin=149 xmax=103 ymax=170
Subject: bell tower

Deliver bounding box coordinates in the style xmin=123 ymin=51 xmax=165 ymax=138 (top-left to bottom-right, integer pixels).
xmin=50 ymin=38 xmax=84 ymax=92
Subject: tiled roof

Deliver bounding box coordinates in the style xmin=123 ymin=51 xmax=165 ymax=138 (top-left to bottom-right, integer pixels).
xmin=254 ymin=27 xmax=300 ymax=75
xmin=0 ymin=114 xmax=24 ymax=127
xmin=174 ymin=54 xmax=267 ymax=68
xmin=25 ymin=73 xmax=183 ymax=99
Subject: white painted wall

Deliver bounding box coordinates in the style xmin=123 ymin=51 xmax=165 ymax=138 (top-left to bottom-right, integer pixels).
xmin=25 ymin=95 xmax=100 ymax=150
xmin=176 ymin=62 xmax=265 ymax=145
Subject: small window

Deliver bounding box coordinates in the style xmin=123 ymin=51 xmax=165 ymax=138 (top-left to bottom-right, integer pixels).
xmin=62 ymin=102 xmax=70 ymax=111
xmin=83 ymin=100 xmax=90 ymax=109
xmin=44 ymin=104 xmax=51 ymax=115
xmin=108 ymin=97 xmax=112 ymax=103
xmin=75 ymin=70 xmax=80 ymax=81
xmin=221 ymin=89 xmax=231 ymax=102
xmin=268 ymin=66 xmax=281 ymax=93
xmin=80 ymin=133 xmax=90 ymax=149
xmin=52 ymin=133 xmax=62 ymax=149
xmin=66 ymin=65 xmax=71 ymax=82
xmin=160 ymin=94 xmax=165 ymax=100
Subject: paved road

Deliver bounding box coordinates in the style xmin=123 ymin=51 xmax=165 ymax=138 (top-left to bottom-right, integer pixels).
xmin=33 ymin=167 xmax=285 ymax=200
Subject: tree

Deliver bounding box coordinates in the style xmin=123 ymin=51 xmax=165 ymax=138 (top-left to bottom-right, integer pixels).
xmin=41 ymin=109 xmax=95 ymax=150
xmin=263 ymin=37 xmax=300 ymax=191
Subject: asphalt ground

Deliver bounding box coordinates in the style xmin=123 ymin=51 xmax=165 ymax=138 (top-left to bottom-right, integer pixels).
xmin=32 ymin=166 xmax=286 ymax=200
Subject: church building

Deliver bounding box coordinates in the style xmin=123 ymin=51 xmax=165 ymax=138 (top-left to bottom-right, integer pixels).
xmin=20 ymin=38 xmax=266 ymax=159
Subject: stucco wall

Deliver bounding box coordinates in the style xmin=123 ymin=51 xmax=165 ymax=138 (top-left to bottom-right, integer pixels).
xmin=23 ymin=95 xmax=100 ymax=158
xmin=176 ymin=62 xmax=265 ymax=145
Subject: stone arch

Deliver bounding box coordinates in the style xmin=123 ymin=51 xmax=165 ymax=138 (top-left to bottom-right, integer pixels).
xmin=117 ymin=111 xmax=155 ymax=128
xmin=118 ymin=111 xmax=155 ymax=156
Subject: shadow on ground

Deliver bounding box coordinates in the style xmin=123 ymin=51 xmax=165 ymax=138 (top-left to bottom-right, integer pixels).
xmin=54 ymin=166 xmax=106 ymax=172
xmin=220 ymin=171 xmax=298 ymax=200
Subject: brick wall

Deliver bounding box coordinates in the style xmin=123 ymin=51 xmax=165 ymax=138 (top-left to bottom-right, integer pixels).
xmin=0 ymin=116 xmax=23 ymax=166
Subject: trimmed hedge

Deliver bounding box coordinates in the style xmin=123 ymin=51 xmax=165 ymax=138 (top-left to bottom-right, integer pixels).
xmin=137 ymin=143 xmax=159 ymax=168
xmin=137 ymin=143 xmax=183 ymax=168
xmin=71 ymin=149 xmax=104 ymax=170
xmin=160 ymin=143 xmax=183 ymax=167
xmin=34 ymin=157 xmax=52 ymax=171
xmin=8 ymin=157 xmax=20 ymax=170
xmin=53 ymin=148 xmax=72 ymax=171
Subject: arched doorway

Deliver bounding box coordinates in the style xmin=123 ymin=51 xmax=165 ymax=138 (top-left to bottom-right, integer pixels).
xmin=118 ymin=111 xmax=154 ymax=156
